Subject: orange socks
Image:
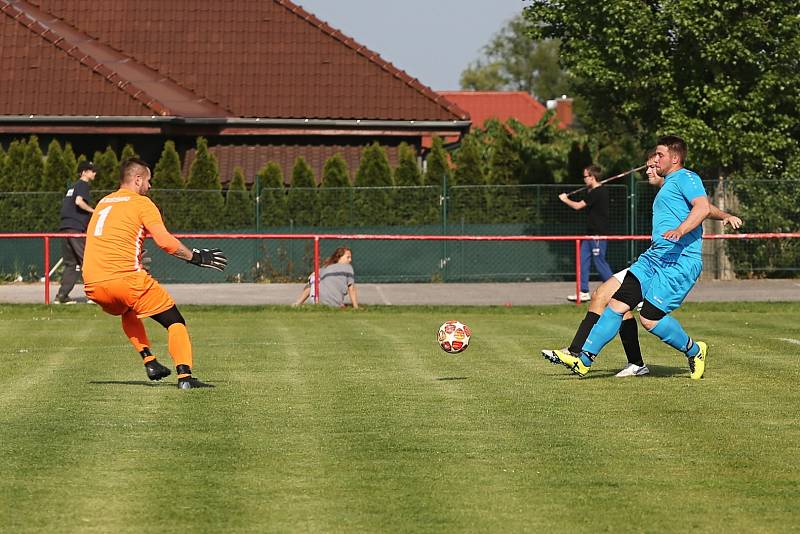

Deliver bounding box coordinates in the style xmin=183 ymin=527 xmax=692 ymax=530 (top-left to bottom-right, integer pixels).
xmin=121 ymin=311 xmax=150 ymax=354
xmin=168 ymin=323 xmax=193 ymax=375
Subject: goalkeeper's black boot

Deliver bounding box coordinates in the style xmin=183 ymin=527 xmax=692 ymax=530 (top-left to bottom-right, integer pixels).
xmin=144 ymin=359 xmax=171 ymax=381
xmin=178 ymin=377 xmax=214 ymax=389
xmin=176 ymin=364 xmax=214 ymax=389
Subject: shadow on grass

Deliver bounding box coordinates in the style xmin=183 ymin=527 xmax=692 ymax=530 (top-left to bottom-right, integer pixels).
xmin=88 ymin=380 xmax=169 ymax=387
xmin=435 ymin=376 xmax=469 ymax=381
xmin=645 ymin=364 xmax=690 ymax=378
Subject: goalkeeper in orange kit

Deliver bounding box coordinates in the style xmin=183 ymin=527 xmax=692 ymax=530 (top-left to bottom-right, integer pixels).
xmin=82 ymin=158 xmax=228 ymax=389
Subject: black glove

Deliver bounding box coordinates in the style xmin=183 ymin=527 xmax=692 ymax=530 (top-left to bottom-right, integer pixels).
xmin=188 ymin=248 xmax=228 ymax=272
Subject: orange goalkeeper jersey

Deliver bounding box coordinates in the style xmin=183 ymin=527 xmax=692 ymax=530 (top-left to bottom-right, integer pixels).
xmin=83 ymin=189 xmax=181 ymax=284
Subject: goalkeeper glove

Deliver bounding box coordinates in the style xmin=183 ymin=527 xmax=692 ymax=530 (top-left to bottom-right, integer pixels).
xmin=188 ymin=248 xmax=228 ymax=271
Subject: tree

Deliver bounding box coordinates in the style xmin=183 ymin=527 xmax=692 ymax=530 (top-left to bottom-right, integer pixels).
xmin=393 ymin=142 xmax=431 ymax=225
xmin=223 ymin=167 xmax=254 ymax=229
xmin=451 ymin=134 xmax=488 ymax=224
xmin=525 ymin=0 xmax=800 ymax=179
xmin=152 ymin=140 xmax=189 ymax=230
xmin=286 ymin=157 xmax=317 ymax=227
xmin=424 ymin=136 xmax=451 ymax=187
xmin=257 ymin=162 xmax=288 ymax=228
xmin=92 ymin=146 xmax=120 ymax=192
xmin=485 ymin=123 xmax=526 ymax=223
xmin=319 ymin=153 xmax=351 ymax=227
xmin=119 ymin=143 xmax=139 ymax=163
xmin=40 ymin=140 xmax=71 ymax=231
xmin=63 ymin=143 xmax=77 ymax=179
xmin=460 ymin=14 xmax=570 ymax=101
xmin=185 ymin=137 xmax=224 ymax=230
xmin=354 ymin=142 xmax=393 ymax=226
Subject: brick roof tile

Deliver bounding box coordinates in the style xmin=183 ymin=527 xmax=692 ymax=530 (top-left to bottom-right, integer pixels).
xmin=2 ymin=0 xmax=468 ymax=122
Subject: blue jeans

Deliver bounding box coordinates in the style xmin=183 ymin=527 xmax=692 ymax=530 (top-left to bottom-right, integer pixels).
xmin=580 ymin=239 xmax=613 ymax=293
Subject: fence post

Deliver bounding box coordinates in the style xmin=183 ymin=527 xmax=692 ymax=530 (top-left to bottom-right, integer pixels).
xmin=441 ymin=174 xmax=449 ymax=281
xmin=44 ymin=236 xmax=51 ymax=304
xmin=575 ymin=238 xmax=582 ymax=305
xmin=313 ymin=236 xmax=320 ymax=304
xmin=628 ymin=169 xmax=636 ymax=265
xmin=254 ymin=173 xmax=260 ymax=233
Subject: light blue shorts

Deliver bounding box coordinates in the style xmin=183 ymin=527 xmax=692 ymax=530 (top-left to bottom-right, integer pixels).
xmin=629 ymin=250 xmax=702 ymax=314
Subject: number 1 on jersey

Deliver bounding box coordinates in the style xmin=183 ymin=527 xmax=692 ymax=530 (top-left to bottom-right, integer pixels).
xmin=94 ymin=205 xmax=113 ymax=236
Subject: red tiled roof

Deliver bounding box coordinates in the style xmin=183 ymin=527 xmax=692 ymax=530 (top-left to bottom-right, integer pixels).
xmin=438 ymin=91 xmax=549 ymax=129
xmin=1 ymin=0 xmax=469 ymax=122
xmin=184 ymin=144 xmax=401 ymax=186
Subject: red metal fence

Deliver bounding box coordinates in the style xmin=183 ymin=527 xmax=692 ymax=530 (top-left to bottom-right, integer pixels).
xmin=3 ymin=232 xmax=800 ymax=305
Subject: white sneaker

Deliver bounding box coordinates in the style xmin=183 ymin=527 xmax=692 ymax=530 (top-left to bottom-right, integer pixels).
xmin=615 ymin=363 xmax=650 ymax=377
xmin=566 ymin=292 xmax=591 ymax=302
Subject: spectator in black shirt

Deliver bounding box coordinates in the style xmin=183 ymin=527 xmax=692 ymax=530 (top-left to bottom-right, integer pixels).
xmin=55 ymin=161 xmax=96 ymax=304
xmin=558 ymin=165 xmax=614 ymax=302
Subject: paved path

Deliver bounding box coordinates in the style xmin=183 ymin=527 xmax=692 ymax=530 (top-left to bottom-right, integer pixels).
xmin=2 ymin=279 xmax=799 ymax=306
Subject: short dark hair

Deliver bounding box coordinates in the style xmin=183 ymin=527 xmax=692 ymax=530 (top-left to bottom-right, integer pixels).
xmin=583 ymin=165 xmax=602 ymax=180
xmin=645 ymin=147 xmax=657 ymax=160
xmin=656 ymin=135 xmax=687 ymax=164
xmin=119 ymin=157 xmax=150 ymax=184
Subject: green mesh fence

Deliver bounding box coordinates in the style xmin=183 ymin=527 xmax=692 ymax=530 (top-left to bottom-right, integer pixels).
xmin=2 ymin=180 xmax=799 ymax=283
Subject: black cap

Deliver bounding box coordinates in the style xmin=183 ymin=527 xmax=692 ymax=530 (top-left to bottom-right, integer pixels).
xmin=78 ymin=161 xmax=96 ymax=174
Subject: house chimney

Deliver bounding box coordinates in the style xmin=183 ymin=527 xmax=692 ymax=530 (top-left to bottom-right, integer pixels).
xmin=546 ymin=95 xmax=573 ymax=128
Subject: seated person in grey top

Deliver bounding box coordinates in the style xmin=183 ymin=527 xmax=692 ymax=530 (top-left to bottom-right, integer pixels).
xmin=293 ymin=246 xmax=359 ymax=308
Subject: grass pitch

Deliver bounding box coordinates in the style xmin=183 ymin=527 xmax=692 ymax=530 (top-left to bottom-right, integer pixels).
xmin=0 ymin=302 xmax=798 ymax=533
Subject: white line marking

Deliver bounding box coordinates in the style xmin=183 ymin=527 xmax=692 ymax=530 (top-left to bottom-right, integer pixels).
xmin=777 ymin=338 xmax=800 ymax=346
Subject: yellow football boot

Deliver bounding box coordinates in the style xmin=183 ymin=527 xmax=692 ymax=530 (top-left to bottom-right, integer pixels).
xmin=689 ymin=341 xmax=707 ymax=380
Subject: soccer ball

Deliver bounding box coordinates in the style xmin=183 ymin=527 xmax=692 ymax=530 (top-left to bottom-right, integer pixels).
xmin=437 ymin=320 xmax=471 ymax=354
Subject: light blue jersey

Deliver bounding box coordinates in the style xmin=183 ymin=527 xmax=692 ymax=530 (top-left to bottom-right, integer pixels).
xmin=649 ymin=167 xmax=707 ymax=260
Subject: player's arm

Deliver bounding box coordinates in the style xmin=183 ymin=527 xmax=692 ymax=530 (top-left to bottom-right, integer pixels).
xmin=707 ymin=203 xmax=743 ymax=229
xmin=150 ymin=225 xmax=227 ymax=271
xmin=293 ymin=286 xmax=310 ymax=307
xmin=74 ymin=195 xmax=94 ymax=213
xmin=663 ymin=195 xmax=711 ymax=241
xmin=140 ymin=199 xmax=227 ymax=270
xmin=558 ymin=193 xmax=587 ymax=210
xmin=348 ymin=283 xmax=359 ymax=309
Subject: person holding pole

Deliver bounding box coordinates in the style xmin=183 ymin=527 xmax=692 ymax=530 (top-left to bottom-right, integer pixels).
xmin=558 ymin=165 xmax=614 ymax=302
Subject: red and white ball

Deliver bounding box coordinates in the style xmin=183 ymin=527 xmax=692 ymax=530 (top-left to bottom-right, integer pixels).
xmin=437 ymin=320 xmax=471 ymax=354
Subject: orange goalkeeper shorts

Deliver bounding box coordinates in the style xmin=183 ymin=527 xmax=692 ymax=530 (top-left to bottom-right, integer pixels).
xmin=85 ymin=271 xmax=175 ymax=319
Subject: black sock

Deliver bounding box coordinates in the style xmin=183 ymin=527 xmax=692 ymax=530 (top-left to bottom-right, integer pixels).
xmin=139 ymin=347 xmax=152 ymax=360
xmin=569 ymin=312 xmax=600 ymax=355
xmin=619 ymin=318 xmax=644 ymax=366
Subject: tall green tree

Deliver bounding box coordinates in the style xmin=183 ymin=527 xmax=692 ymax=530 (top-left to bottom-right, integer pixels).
xmin=354 ymin=142 xmax=393 ymax=226
xmin=0 ymin=144 xmax=6 ymax=188
xmin=460 ymin=14 xmax=570 ymax=101
xmin=392 ymin=142 xmax=431 ymax=225
xmin=485 ymin=124 xmax=526 ymax=223
xmin=92 ymin=146 xmax=120 ymax=192
xmin=21 ymin=135 xmax=44 ymax=192
xmin=42 ymin=140 xmax=69 ymax=192
xmin=17 ymin=136 xmax=45 ymax=230
xmin=119 ymin=143 xmax=139 ymax=163
xmin=152 ymin=140 xmax=189 ymax=230
xmin=525 ymin=0 xmax=800 ymax=179
xmin=424 ymin=136 xmax=452 ymax=187
xmin=257 ymin=162 xmax=288 ymax=228
xmin=451 ymin=134 xmax=488 ymax=224
xmin=185 ymin=137 xmax=224 ymax=230
xmin=40 ymin=140 xmax=71 ymax=230
xmin=63 ymin=143 xmax=77 ymax=180
xmin=286 ymin=157 xmax=317 ymax=227
xmin=223 ymin=167 xmax=254 ymax=229
xmin=319 ymin=153 xmax=351 ymax=227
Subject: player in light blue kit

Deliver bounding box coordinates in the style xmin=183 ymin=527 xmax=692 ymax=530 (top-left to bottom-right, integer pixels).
xmin=552 ymin=135 xmax=710 ymax=379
